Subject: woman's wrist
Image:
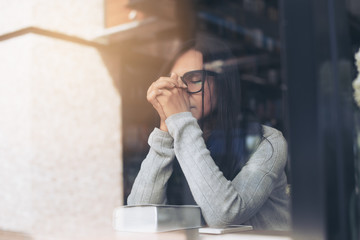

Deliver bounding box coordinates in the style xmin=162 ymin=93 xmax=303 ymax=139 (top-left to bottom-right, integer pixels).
xmin=160 ymin=121 xmax=168 ymax=132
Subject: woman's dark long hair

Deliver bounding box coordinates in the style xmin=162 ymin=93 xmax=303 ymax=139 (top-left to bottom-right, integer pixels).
xmin=161 ymin=34 xmax=263 ymax=180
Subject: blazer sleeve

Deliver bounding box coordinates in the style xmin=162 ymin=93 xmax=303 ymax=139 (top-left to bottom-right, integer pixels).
xmin=127 ymin=128 xmax=175 ymax=205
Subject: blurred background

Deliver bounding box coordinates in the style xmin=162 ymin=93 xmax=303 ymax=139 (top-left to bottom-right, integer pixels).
xmin=0 ymin=0 xmax=359 ymax=240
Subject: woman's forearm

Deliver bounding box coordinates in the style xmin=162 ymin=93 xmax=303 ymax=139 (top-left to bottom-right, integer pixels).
xmin=127 ymin=128 xmax=175 ymax=205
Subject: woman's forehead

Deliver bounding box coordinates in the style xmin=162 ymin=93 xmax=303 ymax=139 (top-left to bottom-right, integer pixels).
xmin=171 ymin=49 xmax=203 ymax=76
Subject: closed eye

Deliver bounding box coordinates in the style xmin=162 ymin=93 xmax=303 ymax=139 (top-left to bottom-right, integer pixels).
xmin=190 ymin=80 xmax=202 ymax=84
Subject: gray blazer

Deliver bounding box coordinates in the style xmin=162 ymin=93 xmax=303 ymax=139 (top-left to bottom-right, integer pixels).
xmin=127 ymin=112 xmax=290 ymax=230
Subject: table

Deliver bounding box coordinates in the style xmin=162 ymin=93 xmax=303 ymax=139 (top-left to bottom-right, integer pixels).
xmin=0 ymin=229 xmax=292 ymax=240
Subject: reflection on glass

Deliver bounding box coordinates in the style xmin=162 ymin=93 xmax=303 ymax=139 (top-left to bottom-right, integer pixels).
xmin=120 ymin=0 xmax=290 ymax=231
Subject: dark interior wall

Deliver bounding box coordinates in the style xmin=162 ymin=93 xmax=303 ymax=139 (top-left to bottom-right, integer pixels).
xmin=280 ymin=0 xmax=357 ymax=239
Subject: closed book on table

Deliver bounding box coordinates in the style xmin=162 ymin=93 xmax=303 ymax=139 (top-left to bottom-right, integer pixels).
xmin=199 ymin=225 xmax=253 ymax=234
xmin=113 ymin=205 xmax=202 ymax=232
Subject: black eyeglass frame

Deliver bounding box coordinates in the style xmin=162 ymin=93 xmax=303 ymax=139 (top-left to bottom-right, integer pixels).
xmin=180 ymin=70 xmax=217 ymax=94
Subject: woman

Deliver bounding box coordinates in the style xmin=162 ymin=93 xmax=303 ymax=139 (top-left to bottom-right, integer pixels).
xmin=127 ymin=36 xmax=290 ymax=230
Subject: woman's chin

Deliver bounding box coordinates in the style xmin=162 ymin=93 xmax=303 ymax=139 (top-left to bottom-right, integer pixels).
xmin=190 ymin=109 xmax=200 ymax=120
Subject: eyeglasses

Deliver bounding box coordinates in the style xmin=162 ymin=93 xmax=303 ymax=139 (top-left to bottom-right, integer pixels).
xmin=180 ymin=70 xmax=217 ymax=94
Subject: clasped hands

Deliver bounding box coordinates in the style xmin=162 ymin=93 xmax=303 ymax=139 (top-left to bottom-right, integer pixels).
xmin=147 ymin=73 xmax=190 ymax=132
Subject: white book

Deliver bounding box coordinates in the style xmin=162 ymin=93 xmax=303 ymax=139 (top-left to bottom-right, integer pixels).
xmin=199 ymin=225 xmax=253 ymax=234
xmin=113 ymin=204 xmax=202 ymax=233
